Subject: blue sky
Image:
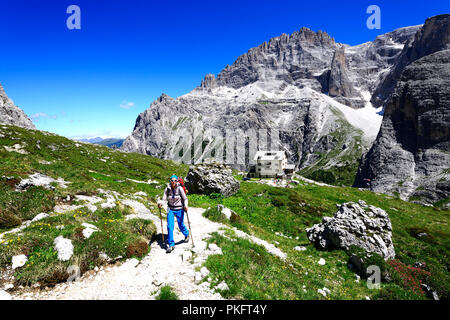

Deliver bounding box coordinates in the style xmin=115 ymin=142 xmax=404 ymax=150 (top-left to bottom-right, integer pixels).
xmin=0 ymin=0 xmax=448 ymax=139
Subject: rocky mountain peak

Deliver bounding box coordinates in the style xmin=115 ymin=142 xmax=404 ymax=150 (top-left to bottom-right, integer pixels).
xmin=157 ymin=93 xmax=174 ymax=103
xmin=371 ymin=14 xmax=450 ymax=107
xmin=0 ymin=82 xmax=36 ymax=130
xmin=200 ymin=74 xmax=217 ymax=90
xmin=296 ymin=27 xmax=335 ymax=46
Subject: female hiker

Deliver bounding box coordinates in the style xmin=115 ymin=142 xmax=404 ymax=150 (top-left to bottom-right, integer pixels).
xmin=157 ymin=175 xmax=190 ymax=253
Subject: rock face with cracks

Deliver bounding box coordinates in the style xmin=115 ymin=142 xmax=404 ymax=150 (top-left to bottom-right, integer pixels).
xmin=354 ymin=15 xmax=450 ymax=204
xmin=185 ymin=163 xmax=240 ymax=197
xmin=306 ymin=201 xmax=395 ymax=260
xmin=0 ymin=82 xmax=35 ymax=130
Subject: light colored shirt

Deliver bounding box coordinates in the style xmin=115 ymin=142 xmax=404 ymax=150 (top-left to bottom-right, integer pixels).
xmin=158 ymin=183 xmax=188 ymax=210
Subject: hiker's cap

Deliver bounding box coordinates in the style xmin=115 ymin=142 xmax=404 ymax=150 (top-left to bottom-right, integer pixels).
xmin=169 ymin=175 xmax=178 ymax=182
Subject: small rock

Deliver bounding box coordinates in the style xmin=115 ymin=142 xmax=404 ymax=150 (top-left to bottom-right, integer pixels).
xmin=12 ymin=255 xmax=28 ymax=269
xmin=0 ymin=290 xmax=12 ymax=300
xmin=3 ymin=284 xmax=14 ymax=291
xmin=215 ymin=281 xmax=229 ymax=291
xmin=53 ymin=236 xmax=73 ymax=261
xmin=200 ymin=267 xmax=210 ymax=278
xmin=208 ymin=243 xmax=220 ymax=252
xmin=318 ymin=258 xmax=326 ymax=265
xmin=194 ymin=272 xmax=203 ymax=284
xmin=31 ymin=213 xmax=49 ymax=222
xmin=294 ymin=246 xmax=306 ymax=251
xmin=317 ymin=288 xmax=327 ymax=297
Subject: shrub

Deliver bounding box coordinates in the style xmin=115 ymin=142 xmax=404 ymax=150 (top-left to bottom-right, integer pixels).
xmin=126 ymin=237 xmax=149 ymax=258
xmin=209 ymin=193 xmax=224 ymax=201
xmin=387 ymin=259 xmax=431 ymax=297
xmin=0 ymin=209 xmax=22 ymax=228
xmin=203 ymin=207 xmax=227 ymax=223
xmin=347 ymin=245 xmax=388 ymax=278
xmin=156 ymin=285 xmax=179 ymax=300
xmin=309 ymin=170 xmax=336 ymax=184
xmin=126 ymin=219 xmax=156 ymax=240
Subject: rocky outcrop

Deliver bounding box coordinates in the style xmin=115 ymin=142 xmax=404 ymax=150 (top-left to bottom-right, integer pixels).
xmin=306 ymin=201 xmax=395 ymax=260
xmin=185 ymin=163 xmax=240 ymax=197
xmin=0 ymin=82 xmax=35 ymax=130
xmin=354 ymin=48 xmax=450 ymax=203
xmin=121 ymin=21 xmax=422 ymax=183
xmin=328 ymin=48 xmax=363 ymax=108
xmin=371 ymin=14 xmax=450 ymax=108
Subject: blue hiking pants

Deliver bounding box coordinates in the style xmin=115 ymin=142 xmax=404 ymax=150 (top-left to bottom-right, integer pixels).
xmin=167 ymin=208 xmax=189 ymax=247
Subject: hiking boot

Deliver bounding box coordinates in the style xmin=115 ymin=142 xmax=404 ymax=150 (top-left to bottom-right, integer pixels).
xmin=166 ymin=246 xmax=174 ymax=253
xmin=184 ymin=234 xmax=190 ymax=243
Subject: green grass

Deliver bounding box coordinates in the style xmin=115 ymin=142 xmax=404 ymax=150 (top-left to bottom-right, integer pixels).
xmin=298 ymin=107 xmax=366 ymax=187
xmin=156 ymin=285 xmax=179 ymax=300
xmin=191 ymin=180 xmax=450 ymax=300
xmin=0 ymin=124 xmax=175 ymax=286
xmin=0 ymin=205 xmax=156 ymax=286
xmin=0 ymin=123 xmax=448 ymax=299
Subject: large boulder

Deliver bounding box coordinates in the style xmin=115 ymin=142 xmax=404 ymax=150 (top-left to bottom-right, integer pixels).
xmin=306 ymin=200 xmax=395 ymax=260
xmin=185 ymin=163 xmax=240 ymax=197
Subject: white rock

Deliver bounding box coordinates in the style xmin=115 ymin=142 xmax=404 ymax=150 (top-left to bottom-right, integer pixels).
xmin=12 ymin=254 xmax=27 ymax=269
xmin=365 ymin=296 xmax=370 ymax=300
xmin=193 ymin=256 xmax=205 ymax=264
xmin=53 ymin=236 xmax=73 ymax=261
xmin=318 ymin=287 xmax=330 ymax=297
xmin=82 ymin=223 xmax=99 ymax=239
xmin=294 ymin=246 xmax=307 ymax=251
xmin=215 ymin=281 xmax=229 ymax=291
xmin=192 ymin=241 xmax=207 ymax=254
xmin=4 ymin=284 xmax=14 ymax=291
xmin=200 ymin=267 xmax=210 ymax=278
xmin=318 ymin=258 xmax=326 ymax=265
xmin=0 ymin=290 xmax=12 ymax=300
xmin=31 ymin=213 xmax=49 ymax=222
xmin=317 ymin=288 xmax=327 ymax=297
xmin=194 ymin=272 xmax=203 ymax=284
xmin=208 ymin=243 xmax=220 ymax=252
xmin=99 ymin=252 xmax=110 ymax=262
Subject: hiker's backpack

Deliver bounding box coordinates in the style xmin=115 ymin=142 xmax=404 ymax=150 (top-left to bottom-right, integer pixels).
xmin=178 ymin=177 xmax=188 ymax=195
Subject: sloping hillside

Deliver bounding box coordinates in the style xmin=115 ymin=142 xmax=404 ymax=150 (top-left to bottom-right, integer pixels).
xmin=0 ymin=124 xmax=448 ymax=300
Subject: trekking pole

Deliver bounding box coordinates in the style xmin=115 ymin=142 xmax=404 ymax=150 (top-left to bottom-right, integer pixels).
xmin=159 ymin=206 xmax=165 ymax=244
xmin=185 ymin=209 xmax=194 ymax=247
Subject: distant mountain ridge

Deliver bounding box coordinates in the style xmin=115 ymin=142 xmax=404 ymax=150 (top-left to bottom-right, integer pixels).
xmin=75 ymin=137 xmax=124 ymax=149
